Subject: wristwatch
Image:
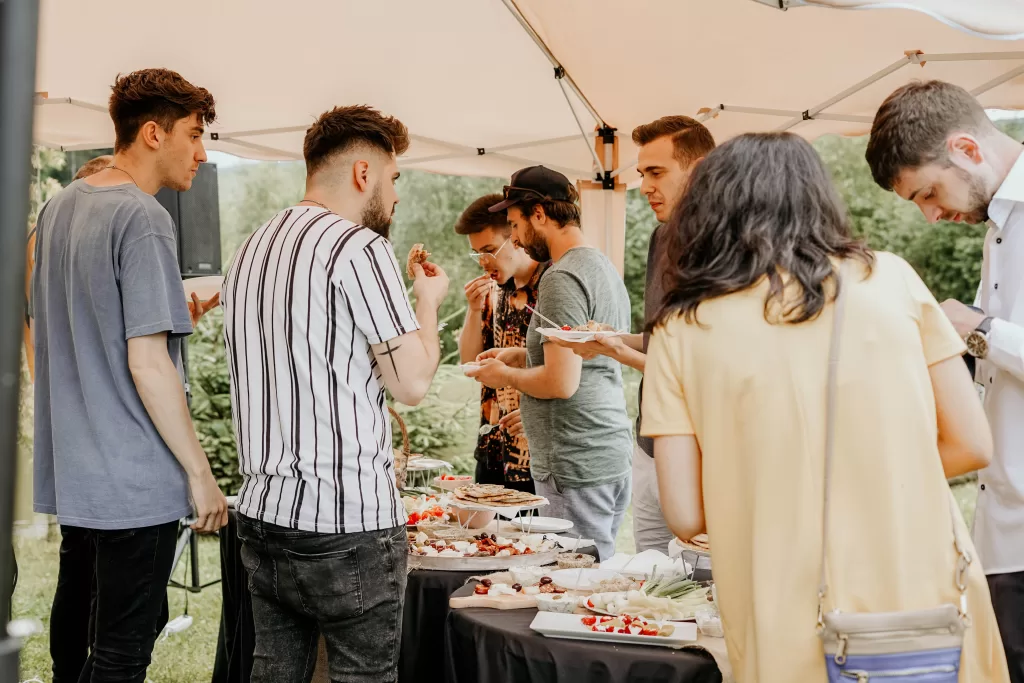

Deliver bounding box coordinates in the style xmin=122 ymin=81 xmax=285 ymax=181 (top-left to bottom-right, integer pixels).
xmin=965 ymin=317 xmax=994 ymax=359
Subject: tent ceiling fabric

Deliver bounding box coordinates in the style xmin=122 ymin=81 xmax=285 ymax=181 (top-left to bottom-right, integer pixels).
xmin=33 ymin=0 xmax=1024 ymax=181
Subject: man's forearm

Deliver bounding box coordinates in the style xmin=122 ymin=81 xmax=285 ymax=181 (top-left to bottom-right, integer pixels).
xmin=621 ymin=333 xmax=644 ymax=352
xmin=132 ymin=362 xmax=211 ymax=480
xmin=611 ymin=345 xmax=646 ymax=373
xmin=459 ymin=308 xmax=483 ymax=364
xmin=415 ymin=300 xmax=442 ymax=371
xmin=505 ymin=365 xmax=575 ymax=400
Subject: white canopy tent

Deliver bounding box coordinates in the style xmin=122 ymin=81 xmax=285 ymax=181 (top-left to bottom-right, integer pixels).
xmin=31 ymin=0 xmax=1024 ymax=271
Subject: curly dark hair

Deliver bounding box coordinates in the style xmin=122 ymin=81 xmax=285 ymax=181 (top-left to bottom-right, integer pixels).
xmin=454 ymin=194 xmax=509 ymax=235
xmin=304 ymin=105 xmax=410 ymax=176
xmin=109 ymin=69 xmax=216 ymax=152
xmin=866 ymin=80 xmax=992 ymax=191
xmin=650 ymin=132 xmax=874 ymax=330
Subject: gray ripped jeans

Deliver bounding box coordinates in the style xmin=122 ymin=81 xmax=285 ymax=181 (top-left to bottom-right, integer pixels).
xmin=237 ymin=516 xmax=407 ymax=683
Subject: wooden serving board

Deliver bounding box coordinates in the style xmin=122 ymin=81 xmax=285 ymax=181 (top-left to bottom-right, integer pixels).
xmin=449 ymin=592 xmax=538 ymax=610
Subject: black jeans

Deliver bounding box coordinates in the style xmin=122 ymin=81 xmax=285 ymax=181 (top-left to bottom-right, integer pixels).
xmin=50 ymin=522 xmax=176 ymax=683
xmin=989 ymin=571 xmax=1024 ymax=683
xmin=237 ymin=516 xmax=407 ymax=683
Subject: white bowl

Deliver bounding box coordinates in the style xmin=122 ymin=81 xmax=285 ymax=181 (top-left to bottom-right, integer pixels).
xmin=535 ymin=593 xmax=578 ymax=614
xmin=432 ymin=475 xmax=473 ymax=492
xmin=509 ymin=566 xmax=546 ymax=586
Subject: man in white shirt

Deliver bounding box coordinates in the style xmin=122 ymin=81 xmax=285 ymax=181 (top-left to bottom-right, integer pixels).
xmin=867 ymin=79 xmax=1024 ymax=681
xmin=223 ymin=105 xmax=449 ymax=682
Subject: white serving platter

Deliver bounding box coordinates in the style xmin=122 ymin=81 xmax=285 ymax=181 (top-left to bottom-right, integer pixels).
xmin=530 ymin=611 xmax=698 ymax=649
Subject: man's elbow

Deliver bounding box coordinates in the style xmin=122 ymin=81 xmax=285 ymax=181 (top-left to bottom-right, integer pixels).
xmin=389 ymin=378 xmax=432 ymax=407
xmin=548 ymin=374 xmax=580 ymax=400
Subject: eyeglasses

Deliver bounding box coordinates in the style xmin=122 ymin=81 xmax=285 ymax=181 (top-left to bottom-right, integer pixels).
xmin=468 ymin=237 xmax=511 ymax=264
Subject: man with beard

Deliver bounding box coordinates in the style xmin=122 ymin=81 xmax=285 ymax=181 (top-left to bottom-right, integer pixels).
xmin=467 ymin=166 xmax=633 ymax=560
xmin=867 ymin=80 xmax=1024 ymax=681
xmin=456 ymin=194 xmax=547 ymax=492
xmin=547 ymin=116 xmax=715 ymax=553
xmin=222 ymin=105 xmax=449 ymax=681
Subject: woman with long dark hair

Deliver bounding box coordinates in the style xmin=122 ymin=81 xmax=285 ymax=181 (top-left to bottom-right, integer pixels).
xmin=641 ymin=133 xmax=1008 ymax=681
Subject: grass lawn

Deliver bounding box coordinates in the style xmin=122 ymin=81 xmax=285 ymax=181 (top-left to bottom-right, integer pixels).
xmin=13 ymin=531 xmax=223 ymax=683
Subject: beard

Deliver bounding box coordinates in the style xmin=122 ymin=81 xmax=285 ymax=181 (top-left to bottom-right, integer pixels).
xmin=521 ymin=222 xmax=550 ymax=262
xmin=360 ymin=182 xmax=394 ymax=238
xmin=955 ymin=166 xmax=991 ymax=224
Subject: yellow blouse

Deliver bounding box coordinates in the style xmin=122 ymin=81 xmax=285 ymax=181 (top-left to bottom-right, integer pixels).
xmin=642 ymin=252 xmax=1007 ymax=683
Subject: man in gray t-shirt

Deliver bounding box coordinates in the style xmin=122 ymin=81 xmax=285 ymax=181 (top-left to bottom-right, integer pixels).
xmin=31 ymin=67 xmax=226 ymax=681
xmin=469 ymin=166 xmax=632 ymax=560
xmin=33 ymin=180 xmax=194 ymax=528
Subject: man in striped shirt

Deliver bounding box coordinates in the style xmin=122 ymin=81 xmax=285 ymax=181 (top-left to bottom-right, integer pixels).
xmin=223 ymin=106 xmax=449 ymax=682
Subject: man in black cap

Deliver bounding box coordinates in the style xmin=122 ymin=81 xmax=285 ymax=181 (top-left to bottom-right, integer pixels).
xmin=466 ymin=166 xmax=633 ymax=560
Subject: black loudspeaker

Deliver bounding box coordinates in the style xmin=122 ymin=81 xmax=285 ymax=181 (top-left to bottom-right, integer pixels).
xmin=155 ymin=163 xmax=222 ymax=277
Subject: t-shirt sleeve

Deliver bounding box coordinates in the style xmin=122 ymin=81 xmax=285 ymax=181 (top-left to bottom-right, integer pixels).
xmin=337 ymin=235 xmax=420 ymax=345
xmin=640 ymin=319 xmax=695 ymax=437
xmin=119 ymin=207 xmax=192 ymax=340
xmin=536 ymin=271 xmax=590 ymax=333
xmin=896 ymin=256 xmax=966 ymax=366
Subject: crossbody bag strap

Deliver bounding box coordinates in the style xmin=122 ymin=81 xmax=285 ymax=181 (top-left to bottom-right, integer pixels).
xmin=816 ymin=260 xmax=973 ymax=628
xmin=817 ymin=261 xmax=850 ymax=628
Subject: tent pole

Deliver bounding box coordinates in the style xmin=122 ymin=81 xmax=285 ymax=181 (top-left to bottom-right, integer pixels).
xmin=775 ymin=53 xmax=913 ymax=130
xmin=499 ymin=0 xmax=608 ymax=129
xmin=556 ymin=78 xmax=604 ymax=174
xmin=0 ymin=0 xmax=40 ymax=680
xmin=972 ymin=64 xmax=1024 ymax=97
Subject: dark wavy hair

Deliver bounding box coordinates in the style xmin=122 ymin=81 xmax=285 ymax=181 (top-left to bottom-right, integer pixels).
xmin=109 ymin=69 xmax=216 ymax=152
xmin=649 ymin=132 xmax=874 ymax=330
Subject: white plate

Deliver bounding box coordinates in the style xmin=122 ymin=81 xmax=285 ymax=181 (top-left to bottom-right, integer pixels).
xmin=182 ymin=275 xmax=224 ymax=303
xmin=547 ymin=568 xmax=621 ymax=591
xmin=406 ymin=458 xmax=454 ymax=472
xmin=530 ymin=612 xmax=697 ymax=649
xmin=537 ymin=328 xmax=625 ymax=343
xmin=460 ymin=363 xmax=480 ymax=374
xmin=509 ymin=516 xmax=574 ymax=533
xmin=583 ymin=591 xmax=703 ymax=622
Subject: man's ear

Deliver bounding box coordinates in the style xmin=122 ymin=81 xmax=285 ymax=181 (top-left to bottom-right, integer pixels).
xmin=353 ymin=159 xmax=371 ymax=192
xmin=139 ymin=121 xmax=162 ymax=151
xmin=948 ymin=134 xmax=983 ymax=166
xmin=531 ymin=204 xmax=546 ymax=226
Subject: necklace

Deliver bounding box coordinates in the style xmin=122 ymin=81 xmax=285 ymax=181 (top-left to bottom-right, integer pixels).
xmin=300 ymin=198 xmax=331 ymax=211
xmin=105 ymin=165 xmax=139 ymax=187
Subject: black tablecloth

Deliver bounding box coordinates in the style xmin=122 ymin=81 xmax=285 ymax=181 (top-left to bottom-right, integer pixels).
xmin=213 ymin=514 xmax=600 ymax=683
xmin=445 ymin=586 xmax=722 ymax=683
xmin=212 ymin=511 xmax=253 ymax=683
xmin=398 ymin=569 xmax=479 ymax=682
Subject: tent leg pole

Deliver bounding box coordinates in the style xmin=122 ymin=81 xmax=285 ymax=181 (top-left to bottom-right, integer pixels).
xmin=0 ymin=2 xmax=41 ymax=680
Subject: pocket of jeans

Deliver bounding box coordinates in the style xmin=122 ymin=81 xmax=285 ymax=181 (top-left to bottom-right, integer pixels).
xmin=100 ymin=529 xmax=138 ymax=543
xmin=239 ymin=542 xmax=261 ymax=594
xmin=284 ymin=546 xmax=363 ymax=619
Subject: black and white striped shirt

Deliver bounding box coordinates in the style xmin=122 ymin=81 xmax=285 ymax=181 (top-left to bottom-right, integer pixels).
xmin=223 ymin=206 xmax=417 ymax=533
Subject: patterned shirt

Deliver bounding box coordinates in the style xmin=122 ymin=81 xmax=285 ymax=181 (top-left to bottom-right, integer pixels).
xmin=475 ymin=262 xmax=549 ymax=482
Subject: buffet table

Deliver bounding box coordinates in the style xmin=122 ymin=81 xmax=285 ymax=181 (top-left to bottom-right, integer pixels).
xmin=445 ymin=590 xmax=724 ymax=683
xmin=212 ymin=510 xmax=603 ymax=683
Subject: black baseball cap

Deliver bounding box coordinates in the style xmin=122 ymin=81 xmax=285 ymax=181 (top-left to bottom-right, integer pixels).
xmin=488 ymin=165 xmax=575 ymax=213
